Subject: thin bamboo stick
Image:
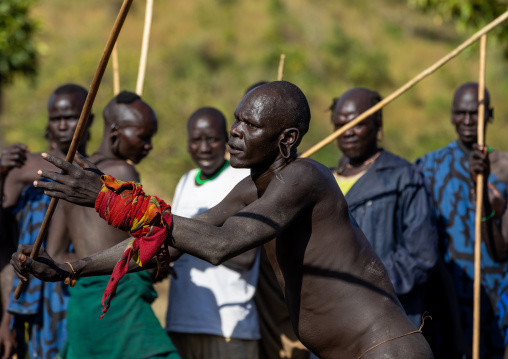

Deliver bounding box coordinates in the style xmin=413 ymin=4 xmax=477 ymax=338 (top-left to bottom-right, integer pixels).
xmin=277 ymin=54 xmax=286 ymax=81
xmin=300 ymin=10 xmax=508 ymax=158
xmin=136 ymin=0 xmax=153 ymax=96
xmin=472 ymin=34 xmax=487 ymax=359
xmin=112 ymin=45 xmax=120 ymax=95
xmin=14 ymin=0 xmax=134 ymax=299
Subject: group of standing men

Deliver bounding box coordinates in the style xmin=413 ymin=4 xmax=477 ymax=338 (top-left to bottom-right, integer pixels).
xmin=1 ymin=79 xmax=508 ymax=359
xmin=329 ymin=83 xmax=508 ymax=358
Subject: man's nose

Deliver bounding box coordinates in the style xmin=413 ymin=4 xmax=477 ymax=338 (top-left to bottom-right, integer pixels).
xmin=464 ymin=113 xmax=476 ymax=124
xmin=144 ymin=141 xmax=153 ymax=151
xmin=230 ymin=121 xmax=243 ymax=139
xmin=343 ymin=127 xmax=355 ymax=137
xmin=58 ymin=119 xmax=68 ymax=130
xmin=199 ymin=139 xmax=211 ymax=152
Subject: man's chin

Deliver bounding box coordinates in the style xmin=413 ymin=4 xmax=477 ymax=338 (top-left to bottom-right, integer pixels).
xmin=229 ymin=158 xmax=248 ymax=169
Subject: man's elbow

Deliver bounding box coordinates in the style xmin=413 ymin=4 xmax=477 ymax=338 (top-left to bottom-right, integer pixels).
xmin=208 ymin=244 xmax=232 ymax=266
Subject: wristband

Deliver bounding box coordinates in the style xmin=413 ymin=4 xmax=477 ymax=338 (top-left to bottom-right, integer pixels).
xmin=481 ymin=210 xmax=496 ymax=222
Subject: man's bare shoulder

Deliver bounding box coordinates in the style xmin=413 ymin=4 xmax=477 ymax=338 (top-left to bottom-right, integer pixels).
xmin=280 ymin=158 xmax=336 ymax=187
xmin=275 ymin=158 xmax=346 ymax=210
xmin=231 ymin=174 xmax=257 ymax=205
xmin=94 ymin=158 xmax=140 ymax=183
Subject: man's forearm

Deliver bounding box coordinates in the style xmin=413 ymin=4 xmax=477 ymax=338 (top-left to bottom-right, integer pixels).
xmin=72 ymin=238 xmax=156 ymax=277
xmin=482 ymin=185 xmax=508 ymax=262
xmin=0 ymin=265 xmax=13 ymax=314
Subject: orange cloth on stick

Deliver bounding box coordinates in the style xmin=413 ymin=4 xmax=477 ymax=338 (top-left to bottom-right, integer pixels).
xmin=94 ymin=175 xmax=172 ymax=318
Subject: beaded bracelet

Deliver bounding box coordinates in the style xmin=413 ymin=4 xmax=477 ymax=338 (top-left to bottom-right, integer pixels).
xmin=64 ymin=262 xmax=77 ymax=287
xmin=481 ymin=210 xmax=496 ymax=222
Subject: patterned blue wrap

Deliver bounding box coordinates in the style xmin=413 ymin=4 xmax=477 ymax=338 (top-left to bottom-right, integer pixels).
xmin=497 ymin=278 xmax=508 ymax=345
xmin=416 ymin=141 xmax=508 ymax=358
xmin=7 ymin=184 xmax=69 ymax=359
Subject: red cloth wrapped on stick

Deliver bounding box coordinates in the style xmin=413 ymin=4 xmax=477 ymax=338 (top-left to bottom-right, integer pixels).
xmin=94 ymin=175 xmax=172 ymax=318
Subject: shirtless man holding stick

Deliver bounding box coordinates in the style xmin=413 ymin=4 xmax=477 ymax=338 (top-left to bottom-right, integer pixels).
xmin=11 ymin=81 xmax=433 ymax=358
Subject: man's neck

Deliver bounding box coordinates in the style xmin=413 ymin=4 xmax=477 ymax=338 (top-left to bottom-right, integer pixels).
xmin=95 ymin=141 xmax=119 ymax=161
xmin=251 ymin=156 xmax=296 ymax=196
xmin=457 ymin=139 xmax=474 ymax=155
xmin=347 ymin=146 xmax=379 ymax=167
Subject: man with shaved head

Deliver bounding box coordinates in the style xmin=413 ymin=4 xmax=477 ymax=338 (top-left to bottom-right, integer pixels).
xmin=14 ymin=81 xmax=433 ymax=358
xmin=165 ymin=107 xmax=259 ymax=359
xmin=44 ymin=91 xmax=179 ymax=358
xmin=416 ymin=82 xmax=508 ymax=358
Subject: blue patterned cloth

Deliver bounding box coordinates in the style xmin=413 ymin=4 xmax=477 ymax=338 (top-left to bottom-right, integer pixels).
xmin=497 ymin=277 xmax=508 ymax=345
xmin=7 ymin=184 xmax=70 ymax=359
xmin=416 ymin=141 xmax=508 ymax=358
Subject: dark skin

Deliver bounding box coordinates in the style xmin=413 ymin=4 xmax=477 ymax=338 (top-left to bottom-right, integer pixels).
xmin=452 ymin=83 xmax=508 ymax=262
xmin=332 ymin=88 xmax=381 ymax=176
xmin=0 ymin=90 xmax=92 ymax=359
xmin=0 ymin=143 xmax=27 ymax=359
xmin=186 ymin=109 xmax=257 ymax=270
xmin=46 ymin=98 xmax=158 ymax=265
xmin=13 ymin=82 xmax=433 ymax=358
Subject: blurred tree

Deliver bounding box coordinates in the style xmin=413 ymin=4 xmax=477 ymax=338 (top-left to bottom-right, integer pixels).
xmin=408 ymin=0 xmax=508 ymax=56
xmin=0 ymin=0 xmax=39 ymax=116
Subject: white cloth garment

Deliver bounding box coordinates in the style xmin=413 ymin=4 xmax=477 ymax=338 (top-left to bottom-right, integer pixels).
xmin=166 ymin=165 xmax=261 ymax=340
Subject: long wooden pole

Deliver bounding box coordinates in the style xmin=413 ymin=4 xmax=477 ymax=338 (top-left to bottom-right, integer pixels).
xmin=472 ymin=34 xmax=487 ymax=359
xmin=14 ymin=0 xmax=134 ymax=300
xmin=300 ymin=10 xmax=508 ymax=158
xmin=112 ymin=45 xmax=120 ymax=95
xmin=277 ymin=54 xmax=286 ymax=81
xmin=136 ymin=0 xmax=153 ymax=96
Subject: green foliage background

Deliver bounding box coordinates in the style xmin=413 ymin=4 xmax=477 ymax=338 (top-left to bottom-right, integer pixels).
xmin=0 ymin=0 xmax=38 ymax=84
xmin=2 ymin=0 xmax=508 ymax=200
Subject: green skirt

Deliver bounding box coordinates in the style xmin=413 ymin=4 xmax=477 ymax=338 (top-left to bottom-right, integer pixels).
xmin=60 ymin=271 xmax=179 ymax=359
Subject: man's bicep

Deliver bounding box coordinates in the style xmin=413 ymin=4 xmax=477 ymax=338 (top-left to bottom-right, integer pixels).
xmin=222 ymin=177 xmax=309 ymax=241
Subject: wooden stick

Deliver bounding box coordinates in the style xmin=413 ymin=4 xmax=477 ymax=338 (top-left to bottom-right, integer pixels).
xmin=300 ymin=10 xmax=508 ymax=158
xmin=136 ymin=0 xmax=153 ymax=96
xmin=277 ymin=54 xmax=286 ymax=81
xmin=112 ymin=44 xmax=120 ymax=95
xmin=472 ymin=34 xmax=487 ymax=359
xmin=14 ymin=0 xmax=134 ymax=300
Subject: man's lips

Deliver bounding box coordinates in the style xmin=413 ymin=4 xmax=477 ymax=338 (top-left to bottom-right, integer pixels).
xmin=228 ymin=142 xmax=243 ymax=154
xmin=339 ymin=141 xmax=359 ymax=149
xmin=57 ymin=136 xmax=74 ymax=143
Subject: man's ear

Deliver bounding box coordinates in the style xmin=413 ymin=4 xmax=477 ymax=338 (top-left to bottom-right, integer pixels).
xmin=110 ymin=122 xmax=119 ymax=135
xmin=278 ymin=128 xmax=300 ymax=159
xmin=488 ymin=107 xmax=494 ymax=123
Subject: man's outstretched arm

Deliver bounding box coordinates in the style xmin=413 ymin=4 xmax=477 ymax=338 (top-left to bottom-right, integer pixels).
xmin=30 ymin=152 xmax=315 ymax=273
xmin=11 ymin=238 xmax=145 ymax=283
